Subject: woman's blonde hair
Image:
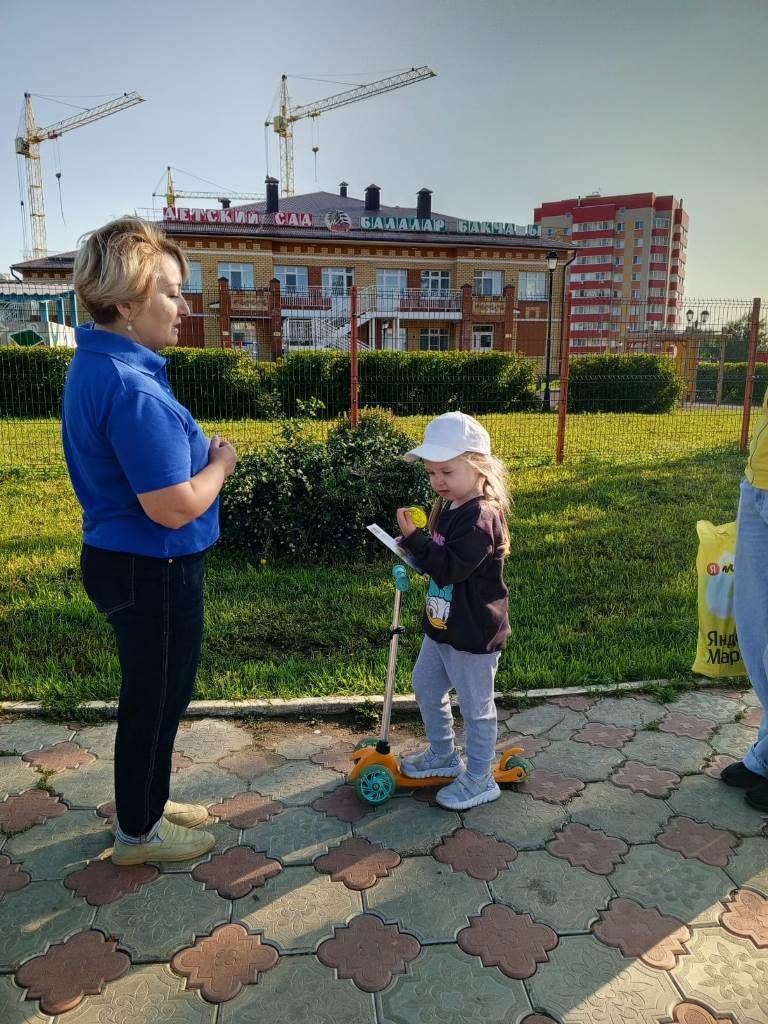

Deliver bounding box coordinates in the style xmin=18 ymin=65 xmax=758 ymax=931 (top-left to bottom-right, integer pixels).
xmin=72 ymin=216 xmax=188 ymax=324
xmin=427 ymin=451 xmax=512 ymax=555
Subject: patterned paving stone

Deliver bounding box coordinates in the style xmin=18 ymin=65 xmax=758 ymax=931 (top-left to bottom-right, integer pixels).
xmin=710 ymin=721 xmax=759 ymax=758
xmin=72 ymin=723 xmax=117 ymax=759
xmin=659 ymin=713 xmax=717 ymax=741
xmin=546 ymin=823 xmax=628 ymax=875
xmin=170 ymin=923 xmax=279 ymax=1002
xmin=167 ymin=763 xmax=244 ymax=805
xmin=568 ymin=781 xmax=672 ymax=843
xmin=0 ymin=756 xmax=38 ymax=799
xmin=247 ymin=761 xmax=342 ymax=806
xmin=591 ymin=896 xmax=691 ymax=969
xmin=242 ymin=806 xmax=352 ymax=865
xmin=59 ymin=963 xmax=216 ymax=1023
xmin=667 ymin=691 xmax=742 ymax=724
xmin=673 ymin=929 xmax=768 ymax=1024
xmin=0 ymin=881 xmax=95 ymax=970
xmin=657 ymin=816 xmax=738 ymax=868
xmin=521 ymin=1016 xmax=558 ymax=1024
xmin=217 ymin=956 xmax=375 ymax=1024
xmin=702 ymin=754 xmax=737 ymax=779
xmin=192 ymin=846 xmax=282 ymax=899
xmin=725 ymin=836 xmax=768 ymax=895
xmin=720 ymin=888 xmax=768 ymax=946
xmin=364 ymin=855 xmax=490 ymax=943
xmin=527 ymin=934 xmax=679 ymax=1024
xmin=172 ymin=752 xmax=193 ymax=772
xmin=457 ymin=904 xmax=557 ymax=979
xmin=517 ymin=769 xmax=585 ymax=803
xmin=742 ymin=706 xmax=763 ymax=728
xmin=610 ymin=845 xmax=735 ymax=925
xmin=14 ymin=929 xmax=130 ymax=1015
xmin=313 ymin=783 xmax=370 ymax=823
xmin=317 ymin=914 xmax=420 ymax=992
xmin=0 ymin=975 xmax=52 ymax=1024
xmin=667 ymin=774 xmax=767 ymax=836
xmin=269 ymin=732 xmax=336 ymax=759
xmin=586 ymin=697 xmax=664 ymax=730
xmin=155 ymin=822 xmax=237 ymax=875
xmin=572 ymin=723 xmax=634 ymax=748
xmin=315 ymin=836 xmax=400 ymax=890
xmin=0 ymin=720 xmax=73 ymax=755
xmin=22 ymin=742 xmax=96 ymax=773
xmin=610 ymin=760 xmax=680 ymax=797
xmin=52 ymin=761 xmax=115 ymax=809
xmin=64 ymin=858 xmax=159 ymax=905
xmin=0 ymin=853 xmax=30 ymax=896
xmin=354 ymin=797 xmax=461 ymax=855
xmin=4 ymin=810 xmax=112 ymax=880
xmin=380 ymin=944 xmax=530 ymax=1024
xmin=433 ymin=827 xmax=516 ymax=881
xmin=621 ymin=731 xmax=712 ymax=774
xmin=0 ymin=789 xmax=67 ymax=835
xmin=530 ymin=739 xmax=624 ymax=782
xmin=502 ymin=704 xmax=585 ymax=737
xmin=464 ymin=789 xmax=569 ymax=850
xmin=94 ymin=873 xmax=228 ymax=961
xmin=499 ymin=733 xmax=550 ymax=756
xmin=173 ymin=719 xmax=254 ymax=761
xmin=490 ymin=849 xmax=614 ymax=932
xmin=740 ymin=689 xmax=762 ymax=707
xmin=539 ymin=709 xmax=590 ymax=741
xmin=234 ymin=865 xmax=362 ymax=952
xmin=208 ymin=791 xmax=283 ymax=828
xmin=670 ymin=1005 xmax=733 ymax=1024
xmin=547 ymin=694 xmax=597 ymax=711
xmin=216 ymin=746 xmax=285 ymax=779
xmin=310 ymin=744 xmax=355 ymax=773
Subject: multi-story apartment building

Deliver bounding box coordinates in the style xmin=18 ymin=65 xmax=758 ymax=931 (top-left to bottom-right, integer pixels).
xmin=534 ymin=193 xmax=688 ymax=352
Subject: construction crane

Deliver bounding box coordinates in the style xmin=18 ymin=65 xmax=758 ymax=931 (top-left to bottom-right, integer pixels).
xmin=15 ymin=91 xmax=144 ymax=260
xmin=154 ymin=167 xmax=263 ymax=209
xmin=266 ymin=66 xmax=436 ymax=197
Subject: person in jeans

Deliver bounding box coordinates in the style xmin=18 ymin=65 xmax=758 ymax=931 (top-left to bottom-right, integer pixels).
xmin=62 ymin=216 xmax=237 ymax=864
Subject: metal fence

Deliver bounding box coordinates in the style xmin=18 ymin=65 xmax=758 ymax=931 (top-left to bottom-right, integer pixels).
xmin=0 ymin=293 xmax=764 ymax=471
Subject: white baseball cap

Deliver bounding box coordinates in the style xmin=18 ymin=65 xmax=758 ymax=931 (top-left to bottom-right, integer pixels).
xmin=403 ymin=411 xmax=492 ymax=463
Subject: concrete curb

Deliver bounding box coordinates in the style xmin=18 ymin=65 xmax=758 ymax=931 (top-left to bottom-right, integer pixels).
xmin=0 ymin=677 xmax=740 ymax=719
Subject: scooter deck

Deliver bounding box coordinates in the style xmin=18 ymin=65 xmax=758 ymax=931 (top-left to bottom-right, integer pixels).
xmin=350 ymin=745 xmax=529 ymax=788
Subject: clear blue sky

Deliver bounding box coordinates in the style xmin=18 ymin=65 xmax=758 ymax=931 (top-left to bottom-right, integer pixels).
xmin=2 ymin=0 xmax=766 ymax=298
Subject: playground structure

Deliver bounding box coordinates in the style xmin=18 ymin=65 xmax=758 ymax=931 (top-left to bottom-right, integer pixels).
xmin=0 ymin=284 xmax=77 ymax=347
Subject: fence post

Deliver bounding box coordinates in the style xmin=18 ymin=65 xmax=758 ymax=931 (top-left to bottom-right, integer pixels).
xmin=269 ymin=279 xmax=282 ymax=360
xmin=350 ymin=285 xmax=359 ymax=426
xmin=218 ymin=276 xmax=231 ymax=349
xmin=740 ymin=297 xmax=762 ymax=451
xmin=555 ymin=291 xmax=571 ymax=465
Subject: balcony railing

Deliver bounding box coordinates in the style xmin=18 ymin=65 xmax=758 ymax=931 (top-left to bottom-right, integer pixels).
xmin=280 ymin=287 xmax=463 ymax=314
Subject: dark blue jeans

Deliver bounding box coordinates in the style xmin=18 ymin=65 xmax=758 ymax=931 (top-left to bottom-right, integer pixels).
xmin=81 ymin=544 xmax=206 ymax=837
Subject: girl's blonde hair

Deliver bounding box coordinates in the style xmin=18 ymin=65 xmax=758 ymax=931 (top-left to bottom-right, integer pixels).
xmin=427 ymin=451 xmax=512 ymax=555
xmin=73 ymin=216 xmax=188 ymax=324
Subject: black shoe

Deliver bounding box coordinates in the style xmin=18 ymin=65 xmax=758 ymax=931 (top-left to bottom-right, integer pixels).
xmin=745 ymin=781 xmax=768 ymax=812
xmin=720 ymin=761 xmax=765 ymax=788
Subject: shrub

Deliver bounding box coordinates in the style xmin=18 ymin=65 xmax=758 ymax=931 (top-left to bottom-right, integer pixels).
xmin=164 ymin=348 xmax=279 ymax=419
xmin=695 ymin=361 xmax=768 ymax=405
xmin=0 ymin=347 xmax=74 ymax=416
xmin=567 ymin=354 xmax=684 ymax=413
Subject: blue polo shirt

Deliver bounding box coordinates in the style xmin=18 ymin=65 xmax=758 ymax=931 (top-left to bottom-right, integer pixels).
xmin=62 ymin=324 xmax=219 ymax=557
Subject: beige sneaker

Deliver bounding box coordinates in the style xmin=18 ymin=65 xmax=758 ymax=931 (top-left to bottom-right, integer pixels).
xmin=111 ymin=816 xmax=216 ymax=866
xmin=164 ymin=800 xmax=210 ymax=828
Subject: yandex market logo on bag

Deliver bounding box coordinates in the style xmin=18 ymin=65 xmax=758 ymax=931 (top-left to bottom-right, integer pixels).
xmin=706 ymin=561 xmax=733 ymax=576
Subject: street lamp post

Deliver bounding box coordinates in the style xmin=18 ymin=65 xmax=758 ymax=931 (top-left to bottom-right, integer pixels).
xmin=543 ymin=250 xmax=558 ymax=411
xmin=684 ymin=307 xmax=710 ymax=406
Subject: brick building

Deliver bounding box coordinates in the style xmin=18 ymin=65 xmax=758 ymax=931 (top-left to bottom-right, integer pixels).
xmin=12 ymin=181 xmax=573 ymax=362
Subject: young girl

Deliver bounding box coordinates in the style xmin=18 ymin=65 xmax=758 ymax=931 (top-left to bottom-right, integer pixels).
xmin=396 ymin=410 xmax=511 ymax=811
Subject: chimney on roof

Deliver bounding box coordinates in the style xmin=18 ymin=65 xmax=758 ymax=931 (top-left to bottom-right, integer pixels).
xmin=219 ymin=198 xmax=231 ymax=209
xmin=339 ymin=181 xmax=348 ymax=198
xmin=417 ymin=188 xmax=432 ymax=219
xmin=265 ymin=176 xmax=279 ymax=214
xmin=364 ymin=184 xmax=380 ymax=212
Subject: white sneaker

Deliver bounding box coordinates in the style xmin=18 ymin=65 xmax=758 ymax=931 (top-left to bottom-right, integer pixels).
xmin=436 ymin=771 xmax=501 ymax=810
xmin=112 ymin=816 xmax=216 ymax=866
xmin=400 ymin=746 xmax=465 ymax=780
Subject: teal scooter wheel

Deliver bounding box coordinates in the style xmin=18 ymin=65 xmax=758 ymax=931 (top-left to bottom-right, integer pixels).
xmin=355 ymin=764 xmax=396 ymax=805
xmin=503 ymin=754 xmax=534 ymax=778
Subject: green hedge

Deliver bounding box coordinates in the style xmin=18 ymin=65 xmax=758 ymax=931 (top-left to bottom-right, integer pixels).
xmin=164 ymin=349 xmax=279 ymax=419
xmin=0 ymin=347 xmax=74 ymax=416
xmin=567 ymin=354 xmax=684 ymax=413
xmin=694 ymin=361 xmax=768 ymax=404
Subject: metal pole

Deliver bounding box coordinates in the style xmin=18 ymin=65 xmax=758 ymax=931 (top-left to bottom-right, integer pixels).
xmin=715 ymin=337 xmax=726 ymax=408
xmin=543 ymin=267 xmax=554 ymax=411
xmin=556 ymin=289 xmax=572 ymax=464
xmin=378 ymin=587 xmax=402 ymax=747
xmin=350 ymin=284 xmax=359 ymax=426
xmin=740 ymin=297 xmax=762 ymax=451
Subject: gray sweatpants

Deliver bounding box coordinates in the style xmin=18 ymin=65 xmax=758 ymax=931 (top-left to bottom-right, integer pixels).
xmin=412 ymin=635 xmax=499 ymax=778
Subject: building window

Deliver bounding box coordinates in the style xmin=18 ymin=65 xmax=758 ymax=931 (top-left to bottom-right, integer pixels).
xmin=274 ymin=265 xmax=308 ymax=294
xmin=376 ymin=269 xmax=407 ymax=294
xmin=612 ymin=273 xmax=623 ymax=282
xmin=283 ymin=318 xmax=314 ymax=348
xmin=632 ymin=272 xmax=642 ymax=281
xmin=632 ymin=288 xmax=641 ymax=299
xmin=634 ymin=237 xmax=644 ymax=247
xmin=653 ymin=217 xmax=671 ymax=228
xmin=382 ymin=325 xmax=407 ymax=351
xmin=421 ymin=270 xmax=451 ymax=295
xmin=218 ymin=262 xmax=254 ymax=290
xmin=613 ymin=257 xmax=623 ymax=267
xmin=634 ymin=220 xmax=644 ymax=229
xmin=473 ymin=270 xmax=503 ymax=296
xmin=546 ymin=227 xmax=555 ymax=237
xmin=231 ymin=321 xmax=259 ymax=354
xmin=612 ymin=306 xmax=621 ymax=315
xmin=472 ymin=324 xmax=495 ymax=351
xmin=615 ymin=240 xmax=625 ymax=249
xmin=185 ymin=260 xmax=202 ymax=293
xmin=420 ymin=327 xmax=449 ymax=351
xmin=322 ymin=267 xmax=354 ymax=295
xmin=633 ymin=255 xmax=642 ymax=265
xmin=616 ymin=221 xmax=624 ymax=232
xmin=518 ymin=271 xmax=548 ymax=299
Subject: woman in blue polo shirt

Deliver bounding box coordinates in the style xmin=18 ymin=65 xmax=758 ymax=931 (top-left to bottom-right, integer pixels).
xmin=63 ymin=216 xmax=237 ymax=866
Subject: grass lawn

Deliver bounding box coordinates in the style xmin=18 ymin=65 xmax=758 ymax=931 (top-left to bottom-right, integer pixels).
xmin=0 ymin=411 xmax=749 ymax=713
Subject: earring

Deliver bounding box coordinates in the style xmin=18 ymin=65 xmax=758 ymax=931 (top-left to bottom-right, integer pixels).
xmin=126 ymin=321 xmax=133 ymax=332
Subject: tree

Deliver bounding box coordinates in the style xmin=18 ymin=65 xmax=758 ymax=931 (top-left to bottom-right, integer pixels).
xmin=719 ymin=312 xmax=768 ymax=362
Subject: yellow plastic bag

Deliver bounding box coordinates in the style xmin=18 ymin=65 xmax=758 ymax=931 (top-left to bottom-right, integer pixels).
xmin=693 ymin=520 xmax=745 ymax=677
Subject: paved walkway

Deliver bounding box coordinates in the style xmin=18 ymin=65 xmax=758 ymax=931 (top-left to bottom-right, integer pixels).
xmin=0 ymin=687 xmax=766 ymax=1024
